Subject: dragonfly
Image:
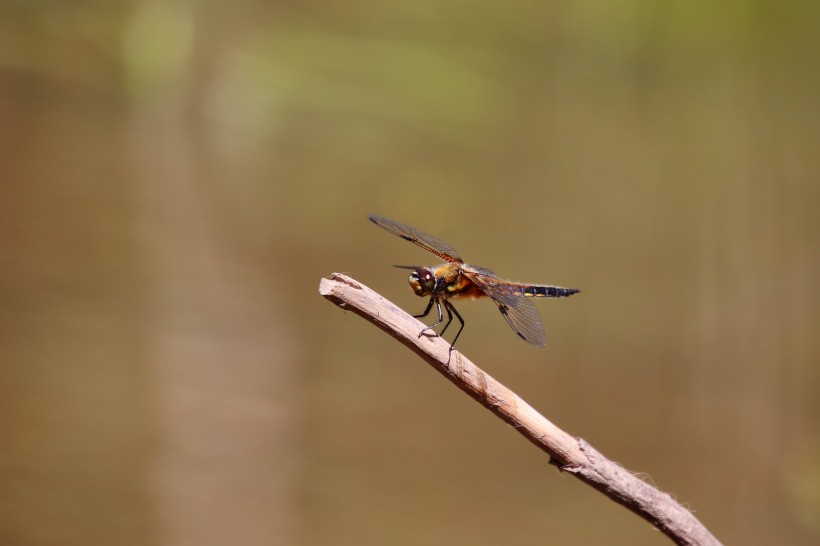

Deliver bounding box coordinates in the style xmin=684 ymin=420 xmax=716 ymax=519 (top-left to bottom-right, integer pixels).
xmin=368 ymin=213 xmax=580 ymax=349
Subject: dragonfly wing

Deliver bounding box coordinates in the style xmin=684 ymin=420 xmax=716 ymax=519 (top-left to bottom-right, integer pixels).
xmin=464 ymin=269 xmax=547 ymax=347
xmin=494 ymin=295 xmax=546 ymax=347
xmin=369 ymin=214 xmax=462 ymax=263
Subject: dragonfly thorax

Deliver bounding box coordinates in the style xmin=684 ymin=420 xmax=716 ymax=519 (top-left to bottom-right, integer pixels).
xmin=409 ymin=268 xmax=436 ymax=296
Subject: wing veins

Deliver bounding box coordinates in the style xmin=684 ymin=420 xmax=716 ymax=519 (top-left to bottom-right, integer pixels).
xmin=463 ymin=269 xmax=547 ymax=347
xmin=369 ymin=214 xmax=462 ymax=263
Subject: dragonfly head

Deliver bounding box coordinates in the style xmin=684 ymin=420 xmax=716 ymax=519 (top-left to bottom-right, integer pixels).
xmin=408 ymin=268 xmax=436 ymax=297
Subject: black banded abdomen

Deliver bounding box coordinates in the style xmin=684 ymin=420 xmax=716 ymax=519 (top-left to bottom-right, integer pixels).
xmin=522 ymin=285 xmax=580 ymax=298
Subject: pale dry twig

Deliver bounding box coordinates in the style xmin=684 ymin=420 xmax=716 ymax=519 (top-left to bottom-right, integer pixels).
xmin=319 ymin=272 xmax=722 ymax=546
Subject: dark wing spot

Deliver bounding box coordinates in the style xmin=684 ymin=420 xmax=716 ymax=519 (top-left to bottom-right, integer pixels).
xmin=498 ymin=304 xmax=509 ymax=315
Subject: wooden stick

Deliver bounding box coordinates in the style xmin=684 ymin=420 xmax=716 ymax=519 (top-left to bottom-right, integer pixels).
xmin=319 ymin=273 xmax=722 ymax=546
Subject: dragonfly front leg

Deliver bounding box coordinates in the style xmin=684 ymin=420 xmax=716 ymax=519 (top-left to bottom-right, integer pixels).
xmin=413 ymin=298 xmax=435 ymax=320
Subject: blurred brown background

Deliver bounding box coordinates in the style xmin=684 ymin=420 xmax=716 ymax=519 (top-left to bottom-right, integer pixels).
xmin=1 ymin=2 xmax=818 ymax=545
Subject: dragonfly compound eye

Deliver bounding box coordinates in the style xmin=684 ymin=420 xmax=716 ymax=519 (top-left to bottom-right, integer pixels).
xmin=409 ymin=269 xmax=436 ymax=295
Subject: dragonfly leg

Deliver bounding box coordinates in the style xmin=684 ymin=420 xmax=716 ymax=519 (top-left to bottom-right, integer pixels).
xmin=438 ymin=301 xmax=454 ymax=337
xmin=417 ymin=298 xmax=443 ymax=338
xmin=444 ymin=300 xmax=465 ymax=350
xmin=413 ymin=298 xmax=435 ymax=319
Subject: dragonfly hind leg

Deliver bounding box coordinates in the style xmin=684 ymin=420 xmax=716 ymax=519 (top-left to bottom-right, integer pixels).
xmin=443 ymin=301 xmax=464 ymax=350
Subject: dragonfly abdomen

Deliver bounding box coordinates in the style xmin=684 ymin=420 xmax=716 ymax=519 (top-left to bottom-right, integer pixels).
xmin=522 ymin=285 xmax=581 ymax=298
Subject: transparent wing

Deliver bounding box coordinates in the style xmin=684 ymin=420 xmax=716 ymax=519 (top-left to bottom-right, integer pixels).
xmin=463 ymin=267 xmax=547 ymax=347
xmin=368 ymin=214 xmax=462 ymax=263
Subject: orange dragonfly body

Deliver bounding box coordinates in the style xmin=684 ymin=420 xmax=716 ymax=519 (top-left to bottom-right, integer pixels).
xmin=368 ymin=214 xmax=580 ymax=348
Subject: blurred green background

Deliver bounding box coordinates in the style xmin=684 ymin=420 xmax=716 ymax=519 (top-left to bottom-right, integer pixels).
xmin=1 ymin=1 xmax=818 ymax=545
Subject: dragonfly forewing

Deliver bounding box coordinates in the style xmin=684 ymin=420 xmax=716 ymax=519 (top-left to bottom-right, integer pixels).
xmin=368 ymin=214 xmax=462 ymax=263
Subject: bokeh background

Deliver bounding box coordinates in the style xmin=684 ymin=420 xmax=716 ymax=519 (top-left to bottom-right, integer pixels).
xmin=1 ymin=2 xmax=818 ymax=545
